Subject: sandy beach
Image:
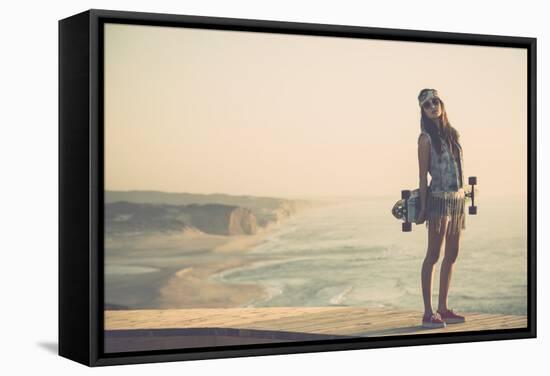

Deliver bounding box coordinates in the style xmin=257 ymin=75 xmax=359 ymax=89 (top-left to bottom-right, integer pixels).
xmin=105 ymin=222 xmax=283 ymax=309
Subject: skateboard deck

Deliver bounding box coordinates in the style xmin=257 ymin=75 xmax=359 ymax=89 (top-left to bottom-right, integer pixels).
xmin=392 ymin=176 xmax=478 ymax=232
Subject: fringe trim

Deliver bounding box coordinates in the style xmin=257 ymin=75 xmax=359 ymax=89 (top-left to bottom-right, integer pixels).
xmin=424 ymin=189 xmax=466 ymax=234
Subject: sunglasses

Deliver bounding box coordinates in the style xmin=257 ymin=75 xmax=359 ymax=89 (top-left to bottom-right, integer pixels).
xmin=422 ymin=98 xmax=441 ymax=109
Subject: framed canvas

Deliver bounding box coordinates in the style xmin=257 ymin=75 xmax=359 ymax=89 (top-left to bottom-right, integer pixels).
xmin=59 ymin=9 xmax=537 ymax=367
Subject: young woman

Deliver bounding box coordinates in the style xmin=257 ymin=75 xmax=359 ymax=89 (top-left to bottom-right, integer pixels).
xmin=416 ymin=88 xmax=467 ymax=329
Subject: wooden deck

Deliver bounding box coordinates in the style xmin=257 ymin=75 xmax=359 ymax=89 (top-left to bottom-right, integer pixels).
xmin=104 ymin=307 xmax=527 ymax=352
xmin=105 ymin=306 xmax=526 ymax=337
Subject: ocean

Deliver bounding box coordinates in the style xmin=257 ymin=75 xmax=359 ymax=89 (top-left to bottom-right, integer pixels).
xmin=212 ymin=195 xmax=528 ymax=315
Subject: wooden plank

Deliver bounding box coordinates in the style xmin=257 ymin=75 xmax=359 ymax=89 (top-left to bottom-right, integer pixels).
xmin=242 ymin=310 xmax=371 ymax=333
xmin=105 ymin=307 xmax=352 ymax=330
xmin=105 ymin=307 xmax=527 ymax=337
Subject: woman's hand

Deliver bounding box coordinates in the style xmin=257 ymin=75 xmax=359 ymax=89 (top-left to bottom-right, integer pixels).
xmin=416 ymin=208 xmax=426 ymax=224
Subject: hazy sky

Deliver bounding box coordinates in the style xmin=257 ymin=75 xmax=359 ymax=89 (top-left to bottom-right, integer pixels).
xmin=104 ymin=23 xmax=527 ymax=199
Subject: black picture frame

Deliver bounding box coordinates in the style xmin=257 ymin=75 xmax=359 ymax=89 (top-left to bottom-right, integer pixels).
xmin=59 ymin=8 xmax=537 ymax=367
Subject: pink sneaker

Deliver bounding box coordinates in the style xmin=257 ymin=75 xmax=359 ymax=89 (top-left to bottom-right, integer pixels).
xmin=422 ymin=312 xmax=447 ymax=329
xmin=437 ymin=308 xmax=466 ymax=324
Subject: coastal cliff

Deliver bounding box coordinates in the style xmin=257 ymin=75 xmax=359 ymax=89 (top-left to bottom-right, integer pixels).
xmin=104 ymin=191 xmax=314 ymax=236
xmin=105 ymin=202 xmax=258 ymax=236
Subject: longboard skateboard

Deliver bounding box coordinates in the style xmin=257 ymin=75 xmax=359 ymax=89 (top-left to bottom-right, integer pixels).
xmin=392 ymin=176 xmax=478 ymax=232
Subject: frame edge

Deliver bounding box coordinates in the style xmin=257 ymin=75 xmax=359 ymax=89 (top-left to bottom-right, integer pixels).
xmin=58 ymin=10 xmax=93 ymax=367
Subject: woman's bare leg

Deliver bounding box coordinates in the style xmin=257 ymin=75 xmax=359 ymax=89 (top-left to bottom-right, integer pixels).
xmin=437 ymin=221 xmax=461 ymax=312
xmin=421 ymin=216 xmax=448 ymax=316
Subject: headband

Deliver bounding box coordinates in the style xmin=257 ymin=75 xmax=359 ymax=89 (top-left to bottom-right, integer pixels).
xmin=419 ymin=89 xmax=440 ymax=107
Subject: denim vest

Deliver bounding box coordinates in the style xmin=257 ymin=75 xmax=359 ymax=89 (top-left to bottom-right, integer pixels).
xmin=418 ymin=130 xmax=464 ymax=193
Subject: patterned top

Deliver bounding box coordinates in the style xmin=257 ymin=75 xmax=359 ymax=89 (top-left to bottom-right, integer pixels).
xmin=418 ymin=130 xmax=464 ymax=193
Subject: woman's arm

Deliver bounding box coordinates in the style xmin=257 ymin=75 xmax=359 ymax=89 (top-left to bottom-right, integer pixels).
xmin=418 ymin=134 xmax=430 ymax=212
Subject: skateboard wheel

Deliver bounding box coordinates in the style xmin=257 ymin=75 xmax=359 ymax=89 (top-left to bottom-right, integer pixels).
xmin=402 ymin=222 xmax=412 ymax=232
xmin=469 ymin=206 xmax=477 ymax=215
xmin=468 ymin=176 xmax=477 ymax=185
xmin=402 ymin=190 xmax=411 ymax=200
xmin=392 ymin=207 xmax=403 ymax=219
